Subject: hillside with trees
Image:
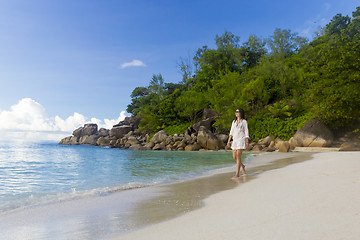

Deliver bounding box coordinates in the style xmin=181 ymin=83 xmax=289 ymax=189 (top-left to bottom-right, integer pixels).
xmin=126 ymin=7 xmax=360 ymax=142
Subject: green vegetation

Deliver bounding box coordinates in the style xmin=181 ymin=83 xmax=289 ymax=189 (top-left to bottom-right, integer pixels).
xmin=127 ymin=7 xmax=360 ymax=141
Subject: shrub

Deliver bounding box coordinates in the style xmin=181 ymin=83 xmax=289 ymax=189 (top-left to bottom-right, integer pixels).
xmin=247 ymin=114 xmax=312 ymax=142
xmin=162 ymin=123 xmax=190 ymax=136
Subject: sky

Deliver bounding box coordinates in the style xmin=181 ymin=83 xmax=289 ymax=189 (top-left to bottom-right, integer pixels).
xmin=0 ymin=0 xmax=359 ymax=141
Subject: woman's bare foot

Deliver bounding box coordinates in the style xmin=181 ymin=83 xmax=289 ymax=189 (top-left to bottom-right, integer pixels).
xmin=231 ymin=175 xmax=239 ymax=179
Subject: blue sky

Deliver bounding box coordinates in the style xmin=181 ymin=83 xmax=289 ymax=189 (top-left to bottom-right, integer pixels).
xmin=0 ymin=0 xmax=358 ymax=141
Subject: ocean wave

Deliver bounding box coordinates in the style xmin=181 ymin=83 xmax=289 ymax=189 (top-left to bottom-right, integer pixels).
xmin=0 ymin=182 xmax=159 ymax=214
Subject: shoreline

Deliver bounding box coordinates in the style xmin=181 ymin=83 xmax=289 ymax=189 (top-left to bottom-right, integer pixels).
xmin=116 ymin=151 xmax=360 ymax=240
xmin=108 ymin=152 xmax=312 ymax=236
xmin=112 ymin=151 xmax=313 ymax=238
xmin=0 ymin=151 xmax=313 ymax=240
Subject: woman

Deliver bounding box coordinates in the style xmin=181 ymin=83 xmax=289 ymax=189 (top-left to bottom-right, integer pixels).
xmin=227 ymin=108 xmax=249 ymax=179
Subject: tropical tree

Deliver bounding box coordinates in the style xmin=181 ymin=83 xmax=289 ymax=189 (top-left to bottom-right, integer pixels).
xmin=149 ymin=74 xmax=165 ymax=101
xmin=239 ymin=34 xmax=267 ymax=69
xmin=175 ymin=89 xmax=209 ymax=122
xmin=267 ymin=28 xmax=308 ymax=59
xmin=127 ymin=6 xmax=360 ymax=136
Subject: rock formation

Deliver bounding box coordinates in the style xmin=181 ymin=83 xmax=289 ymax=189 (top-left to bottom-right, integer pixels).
xmin=197 ymin=126 xmax=224 ymax=150
xmin=292 ymin=119 xmax=334 ymax=147
xmin=59 ymin=114 xmax=359 ymax=152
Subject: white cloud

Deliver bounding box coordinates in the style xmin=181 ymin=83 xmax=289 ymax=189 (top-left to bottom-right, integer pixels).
xmin=120 ymin=59 xmax=146 ymax=69
xmin=0 ymin=98 xmax=127 ymax=141
xmin=297 ymin=3 xmax=332 ymax=39
xmin=90 ymin=112 xmax=126 ymax=130
xmin=297 ymin=15 xmax=330 ymax=39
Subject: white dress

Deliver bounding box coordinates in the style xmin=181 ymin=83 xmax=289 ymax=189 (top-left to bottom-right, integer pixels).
xmin=229 ymin=119 xmax=249 ymax=150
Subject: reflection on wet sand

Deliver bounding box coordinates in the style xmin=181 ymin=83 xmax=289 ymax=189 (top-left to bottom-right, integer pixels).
xmin=125 ymin=152 xmax=313 ymax=232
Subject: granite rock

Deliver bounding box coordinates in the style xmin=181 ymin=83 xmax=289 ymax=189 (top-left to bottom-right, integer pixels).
xmin=293 ymin=119 xmax=334 ymax=147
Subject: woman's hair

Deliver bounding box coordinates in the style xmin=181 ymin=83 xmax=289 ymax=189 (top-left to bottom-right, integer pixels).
xmin=234 ymin=108 xmax=245 ymax=121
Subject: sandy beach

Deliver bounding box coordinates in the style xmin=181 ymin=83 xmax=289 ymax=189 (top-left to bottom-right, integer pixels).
xmin=117 ymin=151 xmax=360 ymax=240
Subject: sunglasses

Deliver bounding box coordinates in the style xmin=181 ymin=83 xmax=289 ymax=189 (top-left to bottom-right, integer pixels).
xmin=235 ymin=110 xmax=240 ymax=113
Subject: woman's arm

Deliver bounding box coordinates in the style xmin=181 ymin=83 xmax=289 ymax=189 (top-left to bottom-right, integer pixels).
xmin=228 ymin=121 xmax=234 ymax=148
xmin=227 ymin=135 xmax=232 ymax=148
xmin=244 ymin=120 xmax=249 ymax=148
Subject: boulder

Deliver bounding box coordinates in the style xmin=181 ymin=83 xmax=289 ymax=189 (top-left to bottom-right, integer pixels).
xmin=139 ymin=145 xmax=152 ymax=151
xmin=185 ymin=143 xmax=201 ymax=151
xmin=126 ymin=136 xmax=140 ymax=146
xmin=97 ymin=136 xmax=111 ymax=146
xmin=197 ymin=126 xmax=224 ymax=150
xmin=109 ymin=139 xmax=118 ymax=148
xmin=190 ymin=108 xmax=219 ymax=133
xmin=184 ymin=134 xmax=192 ymax=142
xmin=274 ymin=138 xmax=282 ymax=145
xmin=173 ymin=140 xmax=186 ymax=149
xmin=129 ymin=144 xmax=143 ymax=150
xmin=79 ymin=134 xmax=99 ymax=145
xmin=288 ymin=137 xmax=297 ymax=150
xmin=339 ymin=142 xmax=360 ymax=151
xmin=124 ymin=131 xmax=134 ymax=138
xmin=59 ymin=136 xmax=79 ymax=145
xmin=70 ymin=136 xmax=80 ymax=145
xmin=216 ymin=134 xmax=229 ymax=144
xmin=151 ymin=131 xmax=169 ymax=144
xmin=110 ymin=125 xmax=133 ymax=139
xmin=98 ymin=128 xmax=110 ymax=137
xmin=191 ymin=135 xmax=197 ymax=144
xmin=258 ymin=136 xmax=274 ymax=147
xmin=202 ymin=108 xmax=219 ymax=119
xmin=75 ymin=123 xmax=98 ymax=137
xmin=115 ymin=138 xmax=127 ymax=148
xmin=153 ymin=142 xmax=166 ymax=150
xmin=249 ymin=142 xmax=257 ymax=147
xmin=166 ymin=144 xmax=174 ymax=151
xmin=143 ymin=134 xmax=150 ymax=142
xmin=113 ymin=117 xmax=141 ymax=129
xmin=109 ymin=117 xmax=141 ymax=140
xmin=184 ymin=127 xmax=196 ymax=138
xmin=269 ymin=141 xmax=275 ymax=148
xmin=144 ymin=141 xmax=155 ymax=149
xmin=191 ymin=118 xmax=215 ymax=132
xmin=72 ymin=127 xmax=83 ymax=138
xmin=278 ymin=141 xmax=290 ymax=152
xmin=173 ymin=134 xmax=184 ymax=142
xmin=275 ymin=141 xmax=282 ymax=149
xmin=263 ymin=147 xmax=276 ymax=152
xmin=293 ymin=119 xmax=334 ymax=147
xmin=165 ymin=136 xmax=174 ymax=145
xmin=252 ymin=144 xmax=263 ymax=151
xmin=59 ymin=136 xmax=70 ymax=145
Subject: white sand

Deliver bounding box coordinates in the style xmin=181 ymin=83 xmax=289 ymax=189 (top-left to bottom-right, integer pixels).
xmin=117 ymin=152 xmax=360 ymax=240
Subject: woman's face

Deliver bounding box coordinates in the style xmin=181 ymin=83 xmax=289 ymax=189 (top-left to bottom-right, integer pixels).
xmin=235 ymin=109 xmax=240 ymax=117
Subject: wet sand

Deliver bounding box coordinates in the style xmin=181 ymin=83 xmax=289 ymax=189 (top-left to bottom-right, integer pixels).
xmin=117 ymin=152 xmax=360 ymax=240
xmin=124 ymin=152 xmax=313 ymax=230
xmin=0 ymin=152 xmax=314 ymax=239
xmin=103 ymin=152 xmax=312 ymax=238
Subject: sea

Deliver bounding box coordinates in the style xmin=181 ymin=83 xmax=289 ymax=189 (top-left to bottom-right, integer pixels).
xmin=0 ymin=141 xmax=250 ymax=239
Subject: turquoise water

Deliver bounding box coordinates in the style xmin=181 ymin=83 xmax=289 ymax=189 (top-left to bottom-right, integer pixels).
xmin=0 ymin=142 xmax=243 ymax=213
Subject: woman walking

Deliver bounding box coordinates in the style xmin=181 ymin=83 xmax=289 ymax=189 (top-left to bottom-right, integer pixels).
xmin=227 ymin=108 xmax=249 ymax=179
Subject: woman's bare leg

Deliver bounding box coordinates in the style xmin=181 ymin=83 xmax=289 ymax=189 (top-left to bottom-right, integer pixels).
xmin=236 ymin=149 xmax=246 ymax=174
xmin=232 ymin=149 xmax=246 ymax=179
xmin=232 ymin=150 xmax=239 ymax=179
xmin=232 ymin=150 xmax=237 ymax=162
xmin=232 ymin=150 xmax=241 ymax=178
